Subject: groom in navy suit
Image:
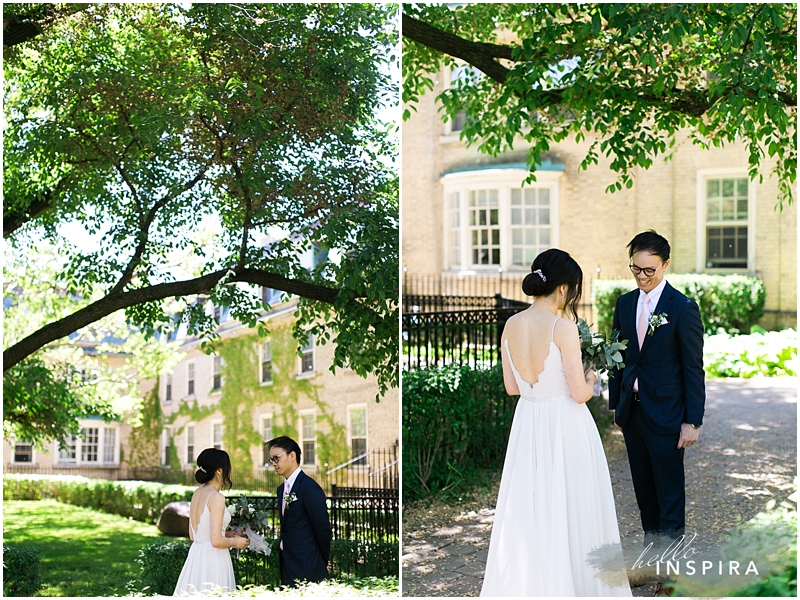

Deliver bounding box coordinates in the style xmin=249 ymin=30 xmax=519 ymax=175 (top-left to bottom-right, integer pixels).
xmin=609 ymin=231 xmax=705 ymax=548
xmin=268 ymin=436 xmax=332 ymax=587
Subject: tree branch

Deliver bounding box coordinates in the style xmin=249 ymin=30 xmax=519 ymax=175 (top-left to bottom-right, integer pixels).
xmin=4 ymin=268 xmax=346 ymax=372
xmin=402 ymin=12 xmax=513 ymax=84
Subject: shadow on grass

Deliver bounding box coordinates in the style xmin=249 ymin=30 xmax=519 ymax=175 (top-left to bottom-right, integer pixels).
xmin=3 ymin=499 xmax=164 ymax=596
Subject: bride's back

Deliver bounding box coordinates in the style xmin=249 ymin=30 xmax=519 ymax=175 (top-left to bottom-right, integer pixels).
xmin=504 ymin=308 xmax=559 ymax=385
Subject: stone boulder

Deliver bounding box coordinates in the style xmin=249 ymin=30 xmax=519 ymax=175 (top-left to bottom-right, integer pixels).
xmin=157 ymin=501 xmax=191 ymax=537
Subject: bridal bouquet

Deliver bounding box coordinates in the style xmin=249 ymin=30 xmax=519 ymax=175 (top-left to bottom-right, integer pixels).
xmin=227 ymin=496 xmax=271 ymax=556
xmin=577 ymin=318 xmax=627 ymax=376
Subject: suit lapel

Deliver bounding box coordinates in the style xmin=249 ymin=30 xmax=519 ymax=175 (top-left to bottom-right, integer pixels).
xmin=639 ymin=282 xmax=674 ymax=356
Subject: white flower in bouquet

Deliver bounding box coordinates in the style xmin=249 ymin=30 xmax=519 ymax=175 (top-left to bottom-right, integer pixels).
xmin=226 ymin=504 xmax=236 ymax=516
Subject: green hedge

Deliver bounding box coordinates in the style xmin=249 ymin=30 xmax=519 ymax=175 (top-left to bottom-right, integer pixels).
xmin=135 ymin=538 xmax=398 ymax=595
xmin=705 ymin=329 xmax=797 ymax=377
xmin=2 ymin=474 xmax=195 ymax=524
xmin=592 ymin=274 xmax=766 ymax=336
xmin=2 ymin=544 xmax=43 ymax=597
xmin=402 ymin=364 xmax=515 ymax=503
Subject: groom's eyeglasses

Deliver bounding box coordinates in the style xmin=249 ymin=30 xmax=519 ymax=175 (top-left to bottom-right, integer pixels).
xmin=629 ymin=262 xmax=663 ymax=277
xmin=268 ymin=453 xmax=286 ymax=465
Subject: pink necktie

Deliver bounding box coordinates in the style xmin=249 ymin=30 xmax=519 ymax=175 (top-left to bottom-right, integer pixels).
xmin=638 ymin=295 xmax=650 ymax=349
xmin=634 ymin=296 xmax=650 ymax=393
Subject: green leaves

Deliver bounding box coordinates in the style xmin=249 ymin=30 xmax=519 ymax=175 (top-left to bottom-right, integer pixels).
xmin=403 ymin=3 xmax=796 ymax=206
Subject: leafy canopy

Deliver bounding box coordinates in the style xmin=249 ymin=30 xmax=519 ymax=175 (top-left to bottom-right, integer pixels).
xmin=4 ymin=3 xmax=399 ymax=398
xmin=403 ymin=3 xmax=796 ymax=203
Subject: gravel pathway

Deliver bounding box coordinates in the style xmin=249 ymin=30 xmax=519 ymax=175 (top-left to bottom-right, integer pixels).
xmin=401 ymin=378 xmax=797 ymax=597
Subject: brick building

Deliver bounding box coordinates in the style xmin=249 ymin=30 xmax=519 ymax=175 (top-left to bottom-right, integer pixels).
xmin=402 ymin=65 xmax=796 ymax=329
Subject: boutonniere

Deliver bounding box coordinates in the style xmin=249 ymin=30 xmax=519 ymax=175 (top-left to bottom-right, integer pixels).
xmin=284 ymin=491 xmax=297 ymax=508
xmin=647 ymin=312 xmax=669 ymax=336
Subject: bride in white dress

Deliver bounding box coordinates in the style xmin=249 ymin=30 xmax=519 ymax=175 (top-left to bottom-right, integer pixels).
xmin=174 ymin=448 xmax=249 ymax=596
xmin=481 ymin=249 xmax=631 ymax=597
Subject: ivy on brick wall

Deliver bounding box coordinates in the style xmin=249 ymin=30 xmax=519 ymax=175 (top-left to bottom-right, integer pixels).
xmin=132 ymin=322 xmax=350 ymax=472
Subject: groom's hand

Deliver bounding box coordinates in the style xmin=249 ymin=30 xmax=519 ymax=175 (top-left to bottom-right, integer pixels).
xmin=677 ymin=423 xmax=700 ymax=449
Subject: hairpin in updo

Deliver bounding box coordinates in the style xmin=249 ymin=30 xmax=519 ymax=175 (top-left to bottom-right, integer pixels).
xmin=198 ymin=466 xmax=206 ymax=473
xmin=533 ymin=269 xmax=547 ymax=282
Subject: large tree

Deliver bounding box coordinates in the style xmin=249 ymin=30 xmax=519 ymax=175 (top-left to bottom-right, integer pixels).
xmin=4 ymin=4 xmax=399 ymax=406
xmin=403 ymin=3 xmax=796 ymax=203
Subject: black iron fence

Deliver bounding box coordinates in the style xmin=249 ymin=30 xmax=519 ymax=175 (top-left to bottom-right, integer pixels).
xmin=222 ymin=490 xmax=398 ymax=544
xmin=403 ymin=302 xmax=527 ymax=370
xmin=403 ymin=273 xmax=530 ymax=302
xmin=4 ymin=447 xmax=399 ymax=495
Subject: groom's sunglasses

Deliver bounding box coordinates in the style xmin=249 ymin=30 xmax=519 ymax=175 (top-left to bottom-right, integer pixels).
xmin=629 ymin=262 xmax=663 ymax=277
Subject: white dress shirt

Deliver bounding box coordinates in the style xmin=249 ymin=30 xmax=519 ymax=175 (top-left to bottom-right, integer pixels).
xmin=284 ymin=467 xmax=302 ymax=496
xmin=636 ymin=277 xmax=668 ymax=328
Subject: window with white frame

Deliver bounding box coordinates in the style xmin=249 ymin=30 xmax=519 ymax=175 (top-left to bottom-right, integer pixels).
xmin=212 ymin=422 xmax=223 ymax=450
xmin=165 ymin=374 xmax=172 ymax=402
xmin=82 ymin=427 xmax=99 ymax=462
xmin=261 ymin=415 xmax=273 ymax=465
xmin=103 ymin=428 xmax=116 ymax=463
xmin=58 ymin=435 xmax=77 ymax=463
xmin=300 ymin=412 xmax=316 ymax=467
xmin=212 ymin=356 xmax=223 ymax=391
xmin=300 ymin=336 xmax=314 ymax=374
xmin=54 ymin=423 xmax=119 ymax=466
xmin=162 ymin=427 xmax=171 ymax=466
xmin=12 ymin=440 xmax=34 ymax=464
xmin=442 ymin=168 xmax=562 ymax=272
xmin=186 ymin=425 xmax=195 ymax=465
xmin=696 ymin=171 xmax=753 ymax=272
xmin=348 ymin=405 xmax=368 ymax=466
xmin=187 ymin=362 xmax=195 ymax=396
xmin=261 ymin=342 xmax=273 ymax=384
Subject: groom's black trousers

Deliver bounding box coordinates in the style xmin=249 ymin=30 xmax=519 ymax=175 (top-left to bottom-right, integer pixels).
xmin=622 ymin=398 xmax=685 ymax=538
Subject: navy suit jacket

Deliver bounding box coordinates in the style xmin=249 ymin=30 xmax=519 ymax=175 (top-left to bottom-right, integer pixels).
xmin=608 ymin=282 xmax=705 ymax=435
xmin=278 ymin=470 xmax=332 ymax=585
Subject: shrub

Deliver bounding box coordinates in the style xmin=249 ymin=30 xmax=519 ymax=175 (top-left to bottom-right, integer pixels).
xmin=134 ymin=539 xmax=192 ymax=596
xmin=133 ymin=539 xmax=397 ymax=595
xmin=592 ymin=274 xmax=766 ymax=336
xmin=704 ymin=329 xmax=797 ymax=377
xmin=2 ymin=474 xmax=194 ymax=523
xmin=402 ymin=364 xmax=514 ymax=503
xmin=2 ymin=544 xmax=43 ymax=597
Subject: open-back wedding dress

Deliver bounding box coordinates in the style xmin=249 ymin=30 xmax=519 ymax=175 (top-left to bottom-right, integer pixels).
xmin=174 ymin=492 xmax=236 ymax=596
xmin=480 ymin=319 xmax=631 ymax=597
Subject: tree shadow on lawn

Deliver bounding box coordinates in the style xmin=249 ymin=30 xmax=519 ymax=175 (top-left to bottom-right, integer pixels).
xmin=3 ymin=499 xmax=164 ymax=596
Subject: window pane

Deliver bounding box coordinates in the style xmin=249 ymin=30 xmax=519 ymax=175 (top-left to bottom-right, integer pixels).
xmin=722 ymin=179 xmax=734 ymax=197
xmin=539 ymin=188 xmax=550 ymax=205
xmin=524 ymin=188 xmax=537 ymax=204
xmin=82 ymin=428 xmax=99 ymax=462
xmin=490 ymin=209 xmax=498 ymax=225
xmin=489 ymin=189 xmax=498 ymax=204
xmin=512 ymin=248 xmax=523 ymax=265
xmin=540 ymin=229 xmax=550 ymax=246
xmin=707 ymin=179 xmax=720 ymax=198
xmin=491 ymin=249 xmax=500 ymax=264
xmin=512 ymin=229 xmax=523 ymax=245
xmin=707 ymin=198 xmax=720 ymax=221
xmin=525 ymin=247 xmax=538 ymax=264
xmin=737 ymin=200 xmax=748 ymax=218
xmin=524 ymin=208 xmax=535 ymax=225
xmin=539 ymin=208 xmax=550 ymax=225
xmin=481 ymin=230 xmax=488 ymax=244
xmin=737 ymin=178 xmax=748 ymax=197
xmin=478 ymin=210 xmax=486 ymax=226
xmin=511 ymin=189 xmax=521 ymax=204
xmin=14 ymin=442 xmax=33 ymax=463
xmin=525 ymin=228 xmax=536 ymax=245
xmin=351 ymin=409 xmax=367 ymax=437
xmin=468 ymin=191 xmax=476 ymax=206
xmin=722 ymin=199 xmax=734 ymax=220
xmin=491 ymin=229 xmax=500 ymax=245
xmin=477 ymin=190 xmax=485 ymax=205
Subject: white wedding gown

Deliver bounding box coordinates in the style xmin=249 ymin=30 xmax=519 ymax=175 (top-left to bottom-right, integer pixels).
xmin=480 ymin=323 xmax=631 ymax=597
xmin=174 ymin=493 xmax=236 ymax=596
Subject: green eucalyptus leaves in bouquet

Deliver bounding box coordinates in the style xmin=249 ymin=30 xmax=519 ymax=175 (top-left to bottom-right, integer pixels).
xmin=577 ymin=318 xmax=627 ymax=376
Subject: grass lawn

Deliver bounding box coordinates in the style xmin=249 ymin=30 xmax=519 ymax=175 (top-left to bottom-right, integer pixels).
xmin=3 ymin=499 xmax=163 ymax=596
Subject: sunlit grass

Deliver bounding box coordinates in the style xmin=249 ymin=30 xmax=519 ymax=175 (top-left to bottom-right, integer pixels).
xmin=3 ymin=499 xmax=162 ymax=596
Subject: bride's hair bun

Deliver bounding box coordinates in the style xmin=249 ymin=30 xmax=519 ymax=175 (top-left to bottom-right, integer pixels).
xmin=522 ymin=268 xmax=549 ymax=297
xmin=195 ymin=463 xmax=213 ymax=484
